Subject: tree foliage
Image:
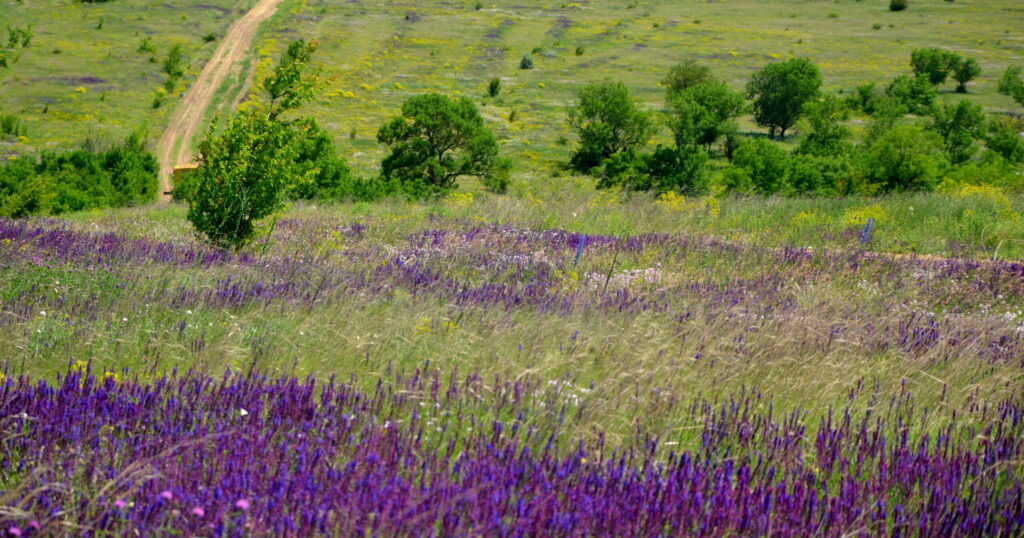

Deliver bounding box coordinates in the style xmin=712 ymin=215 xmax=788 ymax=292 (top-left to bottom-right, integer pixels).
xmin=662 ymin=60 xmax=712 ymax=101
xmin=863 ymin=124 xmax=946 ymax=192
xmin=930 ymin=100 xmax=986 ymax=165
xmin=910 ymin=48 xmax=957 ymax=86
xmin=952 ymin=57 xmax=981 ymax=93
xmin=667 ymin=81 xmax=745 ymax=152
xmin=795 ymin=95 xmax=852 ymax=157
xmin=998 ymin=66 xmax=1024 ymax=108
xmin=885 ymin=75 xmax=936 ymax=115
xmin=186 ymin=39 xmax=324 ymax=249
xmin=567 ymin=81 xmax=655 ymax=172
xmin=730 ymin=138 xmax=789 ymax=194
xmin=747 ymin=58 xmax=821 ymax=139
xmin=377 ymin=93 xmax=509 ymax=195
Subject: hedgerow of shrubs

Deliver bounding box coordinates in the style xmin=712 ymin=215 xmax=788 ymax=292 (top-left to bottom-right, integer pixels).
xmin=0 ymin=134 xmax=157 ymax=218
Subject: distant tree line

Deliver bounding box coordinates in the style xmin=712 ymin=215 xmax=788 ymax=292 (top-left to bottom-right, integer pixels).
xmin=566 ymin=52 xmax=1024 ymax=198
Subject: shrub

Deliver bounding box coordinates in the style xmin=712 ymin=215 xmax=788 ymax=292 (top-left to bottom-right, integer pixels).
xmin=519 ymin=54 xmax=534 ymax=70
xmin=377 ymin=93 xmax=510 ymax=196
xmin=567 ymin=80 xmax=655 ymax=172
xmin=662 ymin=60 xmax=712 ymax=100
xmin=885 ymin=75 xmax=936 ymax=115
xmin=0 ymin=134 xmax=157 ymax=217
xmin=986 ymin=118 xmax=1024 ymax=164
xmin=929 ymin=100 xmax=986 ymax=164
xmin=730 ymin=138 xmax=789 ymax=194
xmin=788 ymin=155 xmax=853 ymax=196
xmin=487 ymin=77 xmax=501 ymax=98
xmin=0 ymin=112 xmax=26 ymax=137
xmin=794 ymin=95 xmax=852 ymax=157
xmin=598 ymin=146 xmax=708 ymax=194
xmin=863 ymin=124 xmax=946 ymax=192
xmin=747 ymin=58 xmax=821 ymax=138
xmin=890 ymin=0 xmax=908 ymax=11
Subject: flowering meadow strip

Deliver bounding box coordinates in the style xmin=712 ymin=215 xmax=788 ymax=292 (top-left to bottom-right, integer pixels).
xmin=0 ymin=367 xmax=1021 ymax=536
xmin=2 ymin=218 xmax=1022 ymax=365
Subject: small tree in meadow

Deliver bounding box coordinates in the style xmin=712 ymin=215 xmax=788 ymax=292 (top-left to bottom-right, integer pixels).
xmin=910 ymin=48 xmax=957 ymax=86
xmin=747 ymin=58 xmax=821 ymax=139
xmin=377 ymin=93 xmax=510 ymax=195
xmin=186 ymin=40 xmax=323 ymax=250
xmin=998 ymin=66 xmax=1024 ymax=108
xmin=567 ymin=80 xmax=655 ymax=172
xmin=952 ymin=57 xmax=981 ymax=93
xmin=662 ymin=60 xmax=712 ymax=100
xmin=890 ymin=0 xmax=908 ymax=12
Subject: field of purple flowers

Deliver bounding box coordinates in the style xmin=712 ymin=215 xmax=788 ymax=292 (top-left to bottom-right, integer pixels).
xmin=1 ymin=208 xmax=1023 ymax=535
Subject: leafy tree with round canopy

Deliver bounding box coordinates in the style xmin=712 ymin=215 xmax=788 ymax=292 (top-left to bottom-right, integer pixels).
xmin=668 ymin=80 xmax=745 ymax=152
xmin=863 ymin=124 xmax=946 ymax=192
xmin=567 ymin=80 xmax=655 ymax=172
xmin=910 ymin=48 xmax=958 ymax=86
xmin=661 ymin=60 xmax=712 ymax=101
xmin=952 ymin=57 xmax=981 ymax=94
xmin=377 ymin=93 xmax=510 ymax=195
xmin=998 ymin=66 xmax=1024 ymax=108
xmin=746 ymin=58 xmax=821 ymax=139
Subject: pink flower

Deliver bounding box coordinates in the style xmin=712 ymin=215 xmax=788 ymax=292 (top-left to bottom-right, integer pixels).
xmin=8 ymin=527 xmax=21 ymax=537
xmin=27 ymin=522 xmax=39 ymax=531
xmin=191 ymin=507 xmax=205 ymax=517
xmin=235 ymin=498 xmax=250 ymax=511
xmin=159 ymin=490 xmax=173 ymax=500
xmin=114 ymin=499 xmax=127 ymax=509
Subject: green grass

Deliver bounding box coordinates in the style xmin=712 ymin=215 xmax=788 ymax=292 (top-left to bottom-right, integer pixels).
xmin=0 ymin=0 xmax=255 ymax=157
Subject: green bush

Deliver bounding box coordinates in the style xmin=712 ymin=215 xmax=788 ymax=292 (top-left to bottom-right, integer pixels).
xmin=885 ymin=75 xmax=936 ymax=115
xmin=519 ymin=54 xmax=534 ymax=70
xmin=730 ymin=138 xmax=789 ymax=194
xmin=0 ymin=134 xmax=157 ymax=217
xmin=890 ymin=0 xmax=908 ymax=12
xmin=863 ymin=124 xmax=946 ymax=192
xmin=487 ymin=77 xmax=501 ymax=98
xmin=597 ymin=146 xmax=708 ymax=195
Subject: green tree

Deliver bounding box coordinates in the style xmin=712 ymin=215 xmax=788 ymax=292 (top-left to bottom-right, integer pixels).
xmin=567 ymin=81 xmax=655 ymax=172
xmin=910 ymin=48 xmax=957 ymax=86
xmin=952 ymin=56 xmax=981 ymax=93
xmin=885 ymin=75 xmax=936 ymax=115
xmin=662 ymin=60 xmax=712 ymax=100
xmin=186 ymin=39 xmax=323 ymax=249
xmin=377 ymin=93 xmax=510 ymax=195
xmin=930 ymin=100 xmax=986 ymax=164
xmin=285 ymin=118 xmax=354 ymax=200
xmin=985 ymin=119 xmax=1024 ymax=164
xmin=747 ymin=58 xmax=821 ymax=139
xmin=730 ymin=138 xmax=789 ymax=194
xmin=795 ymin=95 xmax=852 ymax=157
xmin=863 ymin=124 xmax=946 ymax=192
xmin=998 ymin=66 xmax=1024 ymax=107
xmin=667 ymin=80 xmax=745 ymax=152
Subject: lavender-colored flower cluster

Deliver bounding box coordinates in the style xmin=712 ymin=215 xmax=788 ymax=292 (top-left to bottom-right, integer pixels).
xmin=1 ymin=367 xmax=1021 ymax=536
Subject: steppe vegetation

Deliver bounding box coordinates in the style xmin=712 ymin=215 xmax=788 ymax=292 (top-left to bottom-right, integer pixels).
xmin=0 ymin=0 xmax=1023 ymax=535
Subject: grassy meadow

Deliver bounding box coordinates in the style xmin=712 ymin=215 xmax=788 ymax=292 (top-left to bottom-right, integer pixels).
xmin=1 ymin=0 xmax=1024 ymax=535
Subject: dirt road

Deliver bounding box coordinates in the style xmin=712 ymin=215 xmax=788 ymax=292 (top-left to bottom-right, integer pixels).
xmin=155 ymin=0 xmax=285 ymax=203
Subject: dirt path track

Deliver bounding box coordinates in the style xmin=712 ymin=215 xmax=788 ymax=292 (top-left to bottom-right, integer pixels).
xmin=155 ymin=0 xmax=284 ymax=203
